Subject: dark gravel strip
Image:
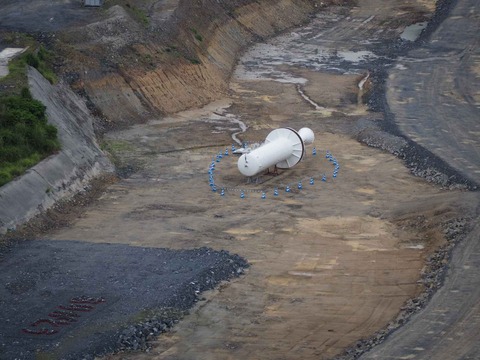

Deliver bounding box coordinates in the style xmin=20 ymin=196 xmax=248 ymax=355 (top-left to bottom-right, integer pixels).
xmin=362 ymin=0 xmax=479 ymax=190
xmin=0 ymin=240 xmax=248 ymax=360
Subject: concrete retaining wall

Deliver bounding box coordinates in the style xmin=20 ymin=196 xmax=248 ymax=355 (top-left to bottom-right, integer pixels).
xmin=0 ymin=67 xmax=113 ymax=234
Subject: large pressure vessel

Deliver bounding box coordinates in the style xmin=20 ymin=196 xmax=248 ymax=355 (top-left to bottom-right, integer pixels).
xmin=237 ymin=127 xmax=314 ymax=177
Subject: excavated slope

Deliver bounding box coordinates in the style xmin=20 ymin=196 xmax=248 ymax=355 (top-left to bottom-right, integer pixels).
xmin=0 ymin=68 xmax=113 ymax=234
xmin=68 ymin=0 xmax=351 ymax=125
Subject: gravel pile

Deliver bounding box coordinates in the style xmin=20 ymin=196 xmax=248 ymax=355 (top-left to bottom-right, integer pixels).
xmin=0 ymin=241 xmax=248 ymax=360
xmin=115 ymin=251 xmax=247 ymax=354
xmin=352 ymin=118 xmax=407 ymax=155
xmin=352 ymin=117 xmax=476 ymax=190
xmin=397 ymin=141 xmax=477 ymax=190
xmin=117 ymin=317 xmax=172 ymax=352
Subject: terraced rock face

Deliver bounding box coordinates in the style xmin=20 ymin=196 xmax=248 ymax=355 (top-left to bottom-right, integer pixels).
xmin=57 ymin=0 xmax=347 ymax=125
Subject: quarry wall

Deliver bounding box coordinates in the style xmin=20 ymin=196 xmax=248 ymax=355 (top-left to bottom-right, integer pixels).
xmin=81 ymin=0 xmax=349 ymax=125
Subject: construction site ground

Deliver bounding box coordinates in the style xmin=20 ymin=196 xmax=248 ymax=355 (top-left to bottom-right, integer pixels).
xmin=0 ymin=0 xmax=479 ymax=359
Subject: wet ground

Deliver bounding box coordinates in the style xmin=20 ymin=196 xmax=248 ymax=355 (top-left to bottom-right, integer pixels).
xmin=387 ymin=0 xmax=480 ymax=185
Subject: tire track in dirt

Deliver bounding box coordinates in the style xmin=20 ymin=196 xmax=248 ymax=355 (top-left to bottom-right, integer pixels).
xmin=359 ymin=0 xmax=480 ymax=357
xmin=386 ymin=0 xmax=480 ymax=185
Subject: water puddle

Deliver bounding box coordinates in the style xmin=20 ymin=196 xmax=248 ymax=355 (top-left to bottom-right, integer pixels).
xmin=234 ymin=9 xmax=388 ymax=88
xmin=400 ymin=22 xmax=427 ymax=41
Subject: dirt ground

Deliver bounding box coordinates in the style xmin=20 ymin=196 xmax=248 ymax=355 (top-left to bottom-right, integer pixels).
xmin=1 ymin=0 xmax=479 ymax=359
xmin=41 ymin=2 xmax=477 ymax=356
xmin=78 ymin=78 xmax=474 ymax=360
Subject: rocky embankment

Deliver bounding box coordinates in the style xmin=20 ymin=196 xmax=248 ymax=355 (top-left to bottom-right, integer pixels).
xmin=62 ymin=0 xmax=351 ymax=126
xmin=0 ymin=0 xmax=347 ymax=233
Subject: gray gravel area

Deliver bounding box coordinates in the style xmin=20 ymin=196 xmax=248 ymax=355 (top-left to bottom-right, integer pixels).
xmin=0 ymin=240 xmax=248 ymax=359
xmin=0 ymin=0 xmax=103 ymax=33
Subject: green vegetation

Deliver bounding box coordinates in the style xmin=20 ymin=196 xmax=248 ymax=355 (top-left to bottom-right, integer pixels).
xmin=0 ymin=89 xmax=60 ymax=186
xmin=124 ymin=2 xmax=149 ymax=26
xmin=164 ymin=45 xmax=201 ymax=65
xmin=27 ymin=46 xmax=57 ymax=84
xmin=165 ymin=46 xmax=180 ymax=57
xmin=188 ymin=57 xmax=201 ymax=65
xmin=0 ymin=34 xmax=60 ymax=186
xmin=190 ymin=28 xmax=203 ymax=42
xmin=0 ymin=44 xmax=57 ymax=97
xmin=100 ymin=139 xmax=134 ymax=168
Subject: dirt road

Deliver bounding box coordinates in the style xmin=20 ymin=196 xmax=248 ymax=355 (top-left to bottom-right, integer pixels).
xmin=387 ymin=0 xmax=480 ymax=186
xmin=0 ymin=0 xmax=102 ymax=32
xmin=360 ymin=0 xmax=480 ymax=358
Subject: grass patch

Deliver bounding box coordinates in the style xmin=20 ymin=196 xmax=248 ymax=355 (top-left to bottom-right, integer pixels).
xmin=187 ymin=57 xmax=201 ymax=65
xmin=0 ymin=89 xmax=61 ymax=187
xmin=100 ymin=139 xmax=135 ymax=168
xmin=0 ymin=44 xmax=57 ymax=96
xmin=124 ymin=2 xmax=149 ymax=26
xmin=190 ymin=28 xmax=203 ymax=42
xmin=102 ymin=139 xmax=135 ymax=153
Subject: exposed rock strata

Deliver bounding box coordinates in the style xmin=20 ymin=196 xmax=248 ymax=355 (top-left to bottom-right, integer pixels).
xmin=63 ymin=0 xmax=351 ymax=125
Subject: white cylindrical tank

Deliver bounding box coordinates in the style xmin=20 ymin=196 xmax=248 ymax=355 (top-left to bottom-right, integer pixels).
xmin=237 ymin=127 xmax=314 ymax=177
xmin=298 ymin=127 xmax=315 ymax=145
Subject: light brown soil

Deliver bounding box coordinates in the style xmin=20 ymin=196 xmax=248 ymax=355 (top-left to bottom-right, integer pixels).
xmin=45 ymin=68 xmax=475 ymax=359
xmin=3 ymin=0 xmax=475 ymax=358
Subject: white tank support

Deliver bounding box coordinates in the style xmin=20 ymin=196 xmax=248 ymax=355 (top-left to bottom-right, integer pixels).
xmin=237 ymin=127 xmax=315 ymax=177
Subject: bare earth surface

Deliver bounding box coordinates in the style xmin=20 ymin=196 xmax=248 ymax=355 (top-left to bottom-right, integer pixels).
xmin=361 ymin=0 xmax=480 ymax=358
xmin=1 ymin=0 xmax=479 ymax=359
xmin=38 ymin=1 xmax=478 ymax=359
xmin=387 ymin=0 xmax=480 ymax=185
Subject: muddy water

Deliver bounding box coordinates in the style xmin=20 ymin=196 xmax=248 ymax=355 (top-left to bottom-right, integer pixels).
xmin=52 ymin=1 xmax=477 ymax=359
xmin=399 ymin=21 xmax=428 ymax=41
